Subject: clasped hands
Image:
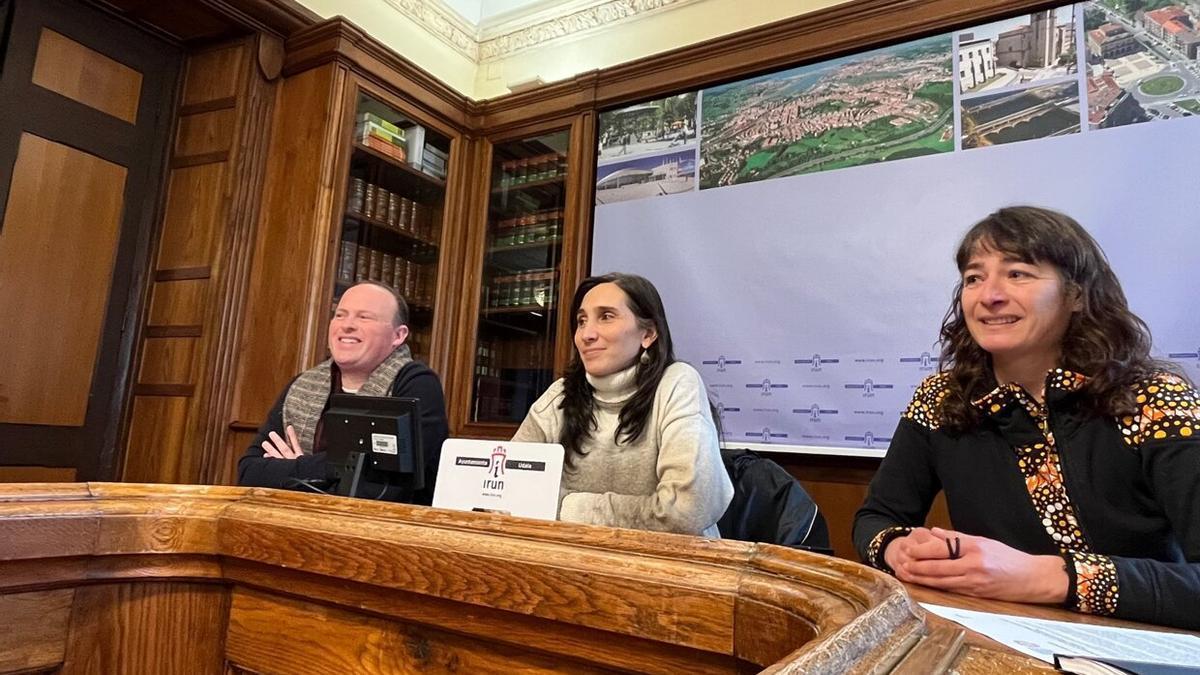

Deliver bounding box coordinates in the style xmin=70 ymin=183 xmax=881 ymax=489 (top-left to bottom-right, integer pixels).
xmin=883 ymin=526 xmax=1069 ymax=604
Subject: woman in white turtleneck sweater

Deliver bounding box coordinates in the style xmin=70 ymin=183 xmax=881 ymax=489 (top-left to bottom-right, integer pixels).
xmin=512 ymin=273 xmax=733 ymax=537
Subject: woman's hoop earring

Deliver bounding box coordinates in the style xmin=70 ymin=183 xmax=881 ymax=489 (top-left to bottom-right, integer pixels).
xmin=639 ymin=350 xmax=651 ymax=365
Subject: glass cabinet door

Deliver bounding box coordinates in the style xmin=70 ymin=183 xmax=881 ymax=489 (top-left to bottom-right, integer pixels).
xmin=335 ymin=91 xmax=451 ymax=361
xmin=470 ymin=130 xmax=570 ymax=423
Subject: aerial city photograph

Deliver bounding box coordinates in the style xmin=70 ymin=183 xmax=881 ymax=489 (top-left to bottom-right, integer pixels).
xmin=1084 ymin=0 xmax=1200 ymax=128
xmin=697 ymin=35 xmax=954 ymax=189
xmin=593 ymin=1 xmax=1200 ymax=203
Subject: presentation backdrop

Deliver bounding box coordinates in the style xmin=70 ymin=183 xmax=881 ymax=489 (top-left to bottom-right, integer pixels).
xmin=591 ymin=2 xmax=1200 ymax=455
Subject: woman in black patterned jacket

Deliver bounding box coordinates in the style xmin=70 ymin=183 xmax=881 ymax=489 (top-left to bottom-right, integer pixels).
xmin=853 ymin=206 xmax=1200 ymax=630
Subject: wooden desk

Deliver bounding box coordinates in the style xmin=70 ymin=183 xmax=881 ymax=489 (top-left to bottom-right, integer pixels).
xmin=0 ymin=483 xmax=941 ymax=674
xmin=904 ymin=585 xmax=1200 ymax=673
xmin=8 ymin=483 xmax=1188 ymax=674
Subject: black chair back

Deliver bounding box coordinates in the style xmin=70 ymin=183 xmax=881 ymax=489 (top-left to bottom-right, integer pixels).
xmin=717 ymin=448 xmax=833 ymax=555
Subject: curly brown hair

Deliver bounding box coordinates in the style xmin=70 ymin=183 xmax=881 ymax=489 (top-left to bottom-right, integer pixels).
xmin=937 ymin=206 xmax=1180 ymax=433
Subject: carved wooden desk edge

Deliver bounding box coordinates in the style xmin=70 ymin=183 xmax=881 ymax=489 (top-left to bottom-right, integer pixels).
xmin=0 ymin=482 xmax=982 ymax=672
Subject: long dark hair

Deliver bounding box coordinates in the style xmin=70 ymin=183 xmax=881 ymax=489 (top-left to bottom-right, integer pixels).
xmin=560 ymin=273 xmax=676 ymax=463
xmin=937 ymin=206 xmax=1179 ymax=432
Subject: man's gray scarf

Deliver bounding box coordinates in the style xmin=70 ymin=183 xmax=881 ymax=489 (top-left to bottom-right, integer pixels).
xmin=282 ymin=345 xmax=413 ymax=454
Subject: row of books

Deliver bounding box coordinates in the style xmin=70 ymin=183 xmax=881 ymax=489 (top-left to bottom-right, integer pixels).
xmin=355 ymin=110 xmax=448 ymax=181
xmin=498 ymin=153 xmax=567 ymax=188
xmin=473 ymin=338 xmax=549 ymax=378
xmin=422 ymin=144 xmax=448 ymax=180
xmin=347 ymin=178 xmax=438 ymax=243
xmin=356 ymin=112 xmax=408 ymax=163
xmin=339 ymin=242 xmax=436 ymax=308
xmin=486 ymin=269 xmax=556 ymax=310
xmin=493 ymin=209 xmax=564 ymax=248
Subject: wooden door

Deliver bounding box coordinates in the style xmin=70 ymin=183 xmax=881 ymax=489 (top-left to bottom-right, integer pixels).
xmin=0 ymin=0 xmax=179 ymax=480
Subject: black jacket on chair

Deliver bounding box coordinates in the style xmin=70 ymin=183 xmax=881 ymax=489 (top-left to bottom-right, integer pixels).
xmin=717 ymin=448 xmax=832 ymax=554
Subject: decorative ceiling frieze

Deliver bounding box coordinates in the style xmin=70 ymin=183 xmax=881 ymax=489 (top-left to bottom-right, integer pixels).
xmin=381 ymin=0 xmax=481 ymax=60
xmin=479 ymin=0 xmax=699 ymax=61
xmin=376 ymin=0 xmax=704 ymax=64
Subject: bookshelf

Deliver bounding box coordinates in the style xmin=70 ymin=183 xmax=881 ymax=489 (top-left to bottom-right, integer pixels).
xmin=333 ymin=92 xmax=451 ymax=361
xmin=468 ymin=131 xmax=570 ymax=424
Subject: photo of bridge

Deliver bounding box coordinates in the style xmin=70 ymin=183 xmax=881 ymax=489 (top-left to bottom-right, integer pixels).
xmin=961 ymin=81 xmax=1081 ymax=148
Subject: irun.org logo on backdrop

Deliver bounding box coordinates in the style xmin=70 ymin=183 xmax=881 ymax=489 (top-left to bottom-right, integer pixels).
xmin=702 ymin=355 xmax=743 ymax=373
xmin=794 ymin=353 xmax=840 ymax=372
xmin=844 ymin=431 xmax=893 ymax=449
xmin=845 ymin=379 xmax=895 ymax=398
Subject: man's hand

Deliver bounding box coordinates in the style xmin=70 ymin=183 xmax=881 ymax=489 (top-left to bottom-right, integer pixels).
xmin=261 ymin=425 xmax=304 ymax=460
xmin=891 ymin=526 xmax=1069 ymax=604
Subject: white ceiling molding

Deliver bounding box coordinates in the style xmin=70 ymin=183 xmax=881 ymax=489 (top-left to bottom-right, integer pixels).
xmin=380 ymin=0 xmax=481 ymax=60
xmin=374 ymin=0 xmax=704 ymax=64
xmin=478 ymin=0 xmax=700 ymax=61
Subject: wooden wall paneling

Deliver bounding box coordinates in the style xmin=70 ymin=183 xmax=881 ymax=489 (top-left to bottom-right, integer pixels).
xmin=155 ymin=165 xmax=227 ymax=269
xmin=60 ymin=582 xmax=228 ymax=675
xmin=0 ymin=588 xmax=73 ymax=674
xmin=123 ymin=397 xmax=191 ymax=483
xmin=175 ymin=109 xmax=237 ymax=160
xmin=197 ymin=36 xmax=282 ymax=485
xmin=122 ymin=35 xmax=279 ymax=486
xmin=0 ymin=133 xmax=128 ymax=427
xmin=122 ymin=42 xmax=242 ymax=484
xmin=30 ymin=28 xmax=143 ymax=124
xmin=136 ymin=337 xmax=199 ymax=385
xmin=225 ymin=588 xmax=611 ymax=674
xmin=0 ymin=467 xmax=77 ymax=482
xmin=147 ymin=278 xmax=208 ymax=326
xmin=181 ymin=46 xmax=243 ymax=105
xmin=223 ymin=62 xmax=348 ymax=471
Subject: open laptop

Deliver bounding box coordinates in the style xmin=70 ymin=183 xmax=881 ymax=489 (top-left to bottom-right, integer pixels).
xmin=432 ymin=439 xmax=564 ymax=521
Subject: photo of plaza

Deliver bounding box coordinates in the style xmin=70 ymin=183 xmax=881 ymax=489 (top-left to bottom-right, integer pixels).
xmin=698 ymin=35 xmax=953 ymax=190
xmin=961 ymin=81 xmax=1081 ymax=148
xmin=595 ymin=149 xmax=697 ymax=205
xmin=597 ymin=93 xmax=698 ymax=160
xmin=1084 ymin=0 xmax=1200 ymax=129
xmin=958 ymin=5 xmax=1078 ymax=94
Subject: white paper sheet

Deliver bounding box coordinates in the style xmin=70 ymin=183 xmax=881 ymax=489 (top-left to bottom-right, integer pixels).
xmin=921 ymin=603 xmax=1200 ymax=666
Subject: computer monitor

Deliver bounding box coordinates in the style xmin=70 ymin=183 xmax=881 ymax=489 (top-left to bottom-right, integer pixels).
xmin=321 ymin=394 xmax=423 ymax=500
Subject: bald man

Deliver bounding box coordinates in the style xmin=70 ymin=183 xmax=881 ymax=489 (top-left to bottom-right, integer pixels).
xmin=237 ymin=282 xmax=448 ymax=504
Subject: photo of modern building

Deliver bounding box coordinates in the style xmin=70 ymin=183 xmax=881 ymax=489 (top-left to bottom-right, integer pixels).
xmin=957 ymin=5 xmax=1078 ymax=94
xmin=595 ymin=149 xmax=697 ymax=204
xmin=961 ymin=81 xmax=1081 ymax=148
